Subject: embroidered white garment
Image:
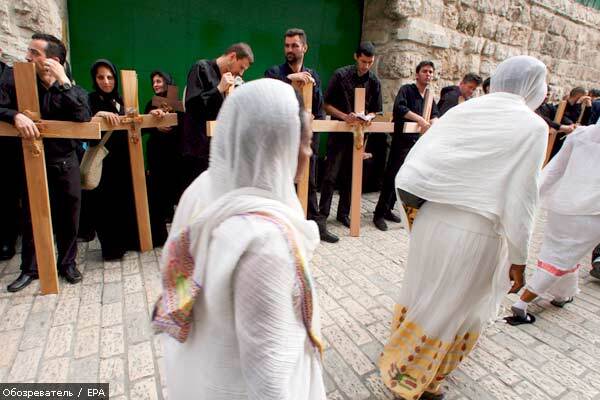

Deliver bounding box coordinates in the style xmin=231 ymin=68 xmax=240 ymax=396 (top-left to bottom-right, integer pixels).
xmin=161 ymin=79 xmax=324 ymax=400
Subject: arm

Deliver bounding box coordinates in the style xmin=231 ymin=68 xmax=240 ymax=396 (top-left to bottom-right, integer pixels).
xmin=367 ymin=78 xmax=383 ymax=115
xmin=54 ymin=85 xmax=92 ymax=122
xmin=184 ymin=63 xmax=224 ymax=117
xmin=311 ymin=71 xmax=326 ymax=120
xmin=234 ymin=248 xmax=311 ymax=400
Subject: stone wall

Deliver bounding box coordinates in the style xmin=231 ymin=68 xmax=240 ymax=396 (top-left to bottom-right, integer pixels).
xmin=363 ymin=0 xmax=600 ymax=108
xmin=0 ymin=0 xmax=68 ymax=64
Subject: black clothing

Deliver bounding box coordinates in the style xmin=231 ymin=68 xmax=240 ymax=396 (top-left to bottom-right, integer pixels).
xmin=264 ymin=62 xmax=326 ymax=220
xmin=84 ymin=60 xmax=139 ymax=259
xmin=589 ymin=99 xmax=600 ymax=125
xmin=437 ymin=85 xmax=461 ymax=117
xmin=536 ymin=102 xmax=562 ymax=130
xmin=317 ymin=65 xmax=382 ymax=221
xmin=143 ymin=69 xmax=183 ymax=246
xmin=181 ymin=59 xmax=224 ymax=188
xmin=0 ymin=61 xmax=22 ymax=251
xmin=374 ymin=83 xmax=439 ymax=219
xmin=564 ymin=101 xmax=589 ymax=126
xmin=0 ymin=64 xmax=91 ymax=274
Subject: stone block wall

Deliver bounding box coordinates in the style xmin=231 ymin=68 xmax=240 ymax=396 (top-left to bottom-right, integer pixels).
xmin=363 ymin=0 xmax=600 ymax=107
xmin=0 ymin=0 xmax=68 ymax=64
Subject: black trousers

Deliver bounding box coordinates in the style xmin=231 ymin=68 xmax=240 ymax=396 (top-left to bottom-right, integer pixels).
xmin=318 ymin=134 xmax=352 ymax=221
xmin=374 ymin=134 xmax=419 ymax=219
xmin=21 ymin=151 xmax=81 ymax=274
xmin=0 ymin=138 xmax=23 ymax=248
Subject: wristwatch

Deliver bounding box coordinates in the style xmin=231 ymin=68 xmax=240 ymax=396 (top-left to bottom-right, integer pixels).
xmin=58 ymin=81 xmax=72 ymax=91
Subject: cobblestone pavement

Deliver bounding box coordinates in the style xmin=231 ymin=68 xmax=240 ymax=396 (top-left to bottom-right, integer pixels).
xmin=1 ymin=193 xmax=600 ymax=400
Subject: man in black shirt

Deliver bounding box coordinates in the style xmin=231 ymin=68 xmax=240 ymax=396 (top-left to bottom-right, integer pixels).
xmin=264 ymin=28 xmax=326 ymax=235
xmin=0 ymin=34 xmax=92 ymax=292
xmin=0 ymin=50 xmax=22 ymax=261
xmin=588 ymin=88 xmax=600 ymax=125
xmin=536 ymin=86 xmax=575 ymax=160
xmin=437 ymin=72 xmax=481 ymax=116
xmin=181 ymin=43 xmax=254 ymax=189
xmin=373 ymin=60 xmax=439 ymax=231
xmin=316 ymin=42 xmax=382 ymax=242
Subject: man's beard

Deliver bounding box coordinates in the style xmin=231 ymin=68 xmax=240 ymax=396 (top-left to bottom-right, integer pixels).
xmin=286 ymin=53 xmax=298 ymax=64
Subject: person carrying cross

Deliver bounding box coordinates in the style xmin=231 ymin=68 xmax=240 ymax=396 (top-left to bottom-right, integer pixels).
xmin=1 ymin=33 xmax=92 ymax=292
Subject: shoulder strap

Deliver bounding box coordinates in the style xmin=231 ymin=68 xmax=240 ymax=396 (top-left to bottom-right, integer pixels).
xmin=99 ymin=131 xmax=113 ymax=146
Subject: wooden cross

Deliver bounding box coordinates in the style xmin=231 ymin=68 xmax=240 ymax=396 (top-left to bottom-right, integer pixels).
xmin=152 ymin=85 xmax=184 ymax=112
xmin=544 ymin=100 xmax=567 ymax=166
xmin=402 ymin=87 xmax=434 ymax=134
xmin=205 ymin=85 xmax=235 ymax=137
xmin=295 ymin=82 xmax=394 ymax=236
xmin=0 ymin=62 xmax=101 ymax=294
xmin=90 ymin=70 xmax=178 ymax=252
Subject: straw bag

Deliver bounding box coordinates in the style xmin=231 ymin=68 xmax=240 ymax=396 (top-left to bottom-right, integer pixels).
xmin=80 ymin=131 xmax=113 ymax=190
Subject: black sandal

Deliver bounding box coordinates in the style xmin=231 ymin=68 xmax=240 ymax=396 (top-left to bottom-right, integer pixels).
xmin=550 ymin=297 xmax=574 ymax=308
xmin=504 ymin=312 xmax=536 ymax=326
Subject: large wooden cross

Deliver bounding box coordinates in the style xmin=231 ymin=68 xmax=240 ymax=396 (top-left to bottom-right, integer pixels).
xmin=90 ymin=70 xmax=177 ymax=252
xmin=402 ymin=87 xmax=434 ymax=134
xmin=152 ymin=85 xmax=184 ymax=112
xmin=0 ymin=62 xmax=101 ymax=294
xmin=295 ymin=82 xmax=394 ymax=236
xmin=544 ymin=100 xmax=567 ymax=166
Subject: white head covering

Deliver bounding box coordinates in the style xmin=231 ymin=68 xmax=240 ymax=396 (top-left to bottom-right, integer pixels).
xmin=541 ymin=123 xmax=600 ymax=216
xmin=490 ymin=55 xmax=547 ymax=110
xmin=395 ymin=55 xmax=549 ymax=319
xmin=154 ymin=78 xmax=320 ymax=343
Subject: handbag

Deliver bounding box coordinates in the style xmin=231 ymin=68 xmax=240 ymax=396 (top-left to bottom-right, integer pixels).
xmin=80 ymin=131 xmax=113 ymax=190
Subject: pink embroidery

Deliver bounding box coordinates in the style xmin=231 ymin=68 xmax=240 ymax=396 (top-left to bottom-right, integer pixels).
xmin=537 ymin=260 xmax=579 ymax=277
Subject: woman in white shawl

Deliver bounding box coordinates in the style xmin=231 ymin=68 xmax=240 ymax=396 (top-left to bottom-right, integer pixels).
xmin=378 ymin=56 xmax=548 ymax=400
xmin=151 ymin=78 xmax=325 ymax=400
xmin=508 ymin=123 xmax=600 ymax=323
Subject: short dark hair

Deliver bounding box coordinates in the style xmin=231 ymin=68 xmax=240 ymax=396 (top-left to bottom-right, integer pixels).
xmin=416 ymin=60 xmax=435 ymax=73
xmin=482 ymin=77 xmax=491 ymax=91
xmin=355 ymin=42 xmax=375 ymax=58
xmin=589 ymin=88 xmax=600 ymax=98
xmin=569 ymin=86 xmax=587 ymax=97
xmin=462 ymin=72 xmax=482 ymax=85
xmin=31 ymin=33 xmax=67 ymax=65
xmin=285 ymin=28 xmax=307 ymax=45
xmin=224 ymin=42 xmax=254 ymax=64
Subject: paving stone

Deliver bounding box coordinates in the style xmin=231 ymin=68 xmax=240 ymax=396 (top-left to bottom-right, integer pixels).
xmin=44 ymin=325 xmax=73 ymax=359
xmin=38 ymin=357 xmax=69 ymax=382
xmin=478 ymin=376 xmax=519 ymax=400
xmin=99 ymin=357 xmax=125 ymax=396
xmin=103 ymin=282 xmax=123 ymax=304
xmin=130 ymin=377 xmax=159 ymax=400
xmin=323 ymin=325 xmax=375 ymax=375
xmin=513 ymin=380 xmax=553 ymax=400
xmin=31 ymin=294 xmax=58 ymax=313
xmin=0 ymin=330 xmax=23 ymax=368
xmin=52 ymin=298 xmax=79 ymax=326
xmin=8 ymin=347 xmax=43 ymax=382
xmin=102 ymin=302 xmax=123 ymax=327
xmin=123 ymin=274 xmax=143 ymax=295
xmin=101 ymin=325 xmax=125 ymax=358
xmin=1 ymin=303 xmax=31 ymax=330
xmin=20 ymin=312 xmax=52 ymax=350
xmin=125 ymin=311 xmax=152 ymax=344
xmin=77 ymin=302 xmax=101 ymax=329
xmin=323 ymin=350 xmax=370 ymax=400
xmin=74 ymin=326 xmax=100 ymax=359
xmin=329 ymin=308 xmax=372 ymax=346
xmin=80 ymin=283 xmax=103 ymax=304
xmin=124 ymin=292 xmax=147 ymax=315
xmin=507 ymin=358 xmax=566 ymax=398
xmin=128 ymin=341 xmax=155 ymax=381
xmin=469 ymin=347 xmax=522 ymax=385
xmin=68 ymin=355 xmax=99 ymax=383
xmin=540 ymin=361 xmax=598 ymax=399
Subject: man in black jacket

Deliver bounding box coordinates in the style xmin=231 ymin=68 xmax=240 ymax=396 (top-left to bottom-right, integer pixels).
xmin=0 ymin=34 xmax=92 ymax=292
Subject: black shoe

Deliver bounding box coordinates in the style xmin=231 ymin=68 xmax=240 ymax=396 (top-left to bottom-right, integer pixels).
xmin=317 ymin=221 xmax=339 ymax=243
xmin=591 ymin=264 xmax=600 ymax=280
xmin=60 ymin=265 xmax=82 ymax=284
xmin=373 ymin=217 xmax=388 ymax=231
xmin=77 ymin=231 xmax=96 ymax=242
xmin=384 ymin=211 xmax=402 ymax=223
xmin=7 ymin=272 xmax=38 ymax=292
xmin=336 ymin=215 xmax=351 ymax=228
xmin=420 ymin=392 xmax=446 ymax=400
xmin=0 ymin=243 xmax=15 ymax=261
xmin=550 ymin=297 xmax=574 ymax=308
xmin=102 ymin=250 xmax=126 ymax=261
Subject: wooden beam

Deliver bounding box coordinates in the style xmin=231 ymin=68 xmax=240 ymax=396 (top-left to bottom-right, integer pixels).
xmin=350 ymin=88 xmax=366 ymax=237
xmin=14 ymin=62 xmax=59 ymax=294
xmin=311 ymin=120 xmax=394 ymax=133
xmin=403 ymin=87 xmax=434 ymax=134
xmin=0 ymin=120 xmax=100 ymax=139
xmin=91 ymin=113 xmax=177 ymax=131
xmin=120 ymin=70 xmax=153 ymax=252
xmin=544 ymin=100 xmax=567 ymax=166
xmin=292 ymin=81 xmax=313 ymax=217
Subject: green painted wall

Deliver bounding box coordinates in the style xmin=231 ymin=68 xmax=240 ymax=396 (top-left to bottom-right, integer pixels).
xmin=68 ymin=0 xmax=363 ymax=110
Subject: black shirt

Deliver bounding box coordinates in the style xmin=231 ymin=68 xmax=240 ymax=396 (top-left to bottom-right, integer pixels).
xmin=182 ymin=59 xmax=224 ymax=158
xmin=0 ymin=70 xmax=92 ymax=162
xmin=393 ymin=83 xmax=440 ymax=136
xmin=437 ymin=85 xmax=461 ymax=117
xmin=590 ymin=99 xmax=600 ymax=125
xmin=264 ymin=62 xmax=325 ymax=119
xmin=323 ymin=65 xmax=382 ymax=119
xmin=564 ymin=101 xmax=589 ymax=125
xmin=535 ymin=102 xmax=562 ymax=130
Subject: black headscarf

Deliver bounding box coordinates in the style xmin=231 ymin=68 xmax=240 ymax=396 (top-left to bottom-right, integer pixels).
xmin=89 ymin=59 xmax=123 ymax=115
xmin=150 ymin=70 xmax=174 ymax=97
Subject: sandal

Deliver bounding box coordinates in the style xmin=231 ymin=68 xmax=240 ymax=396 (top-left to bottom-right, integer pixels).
xmin=504 ymin=312 xmax=536 ymax=326
xmin=550 ymin=297 xmax=573 ymax=308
